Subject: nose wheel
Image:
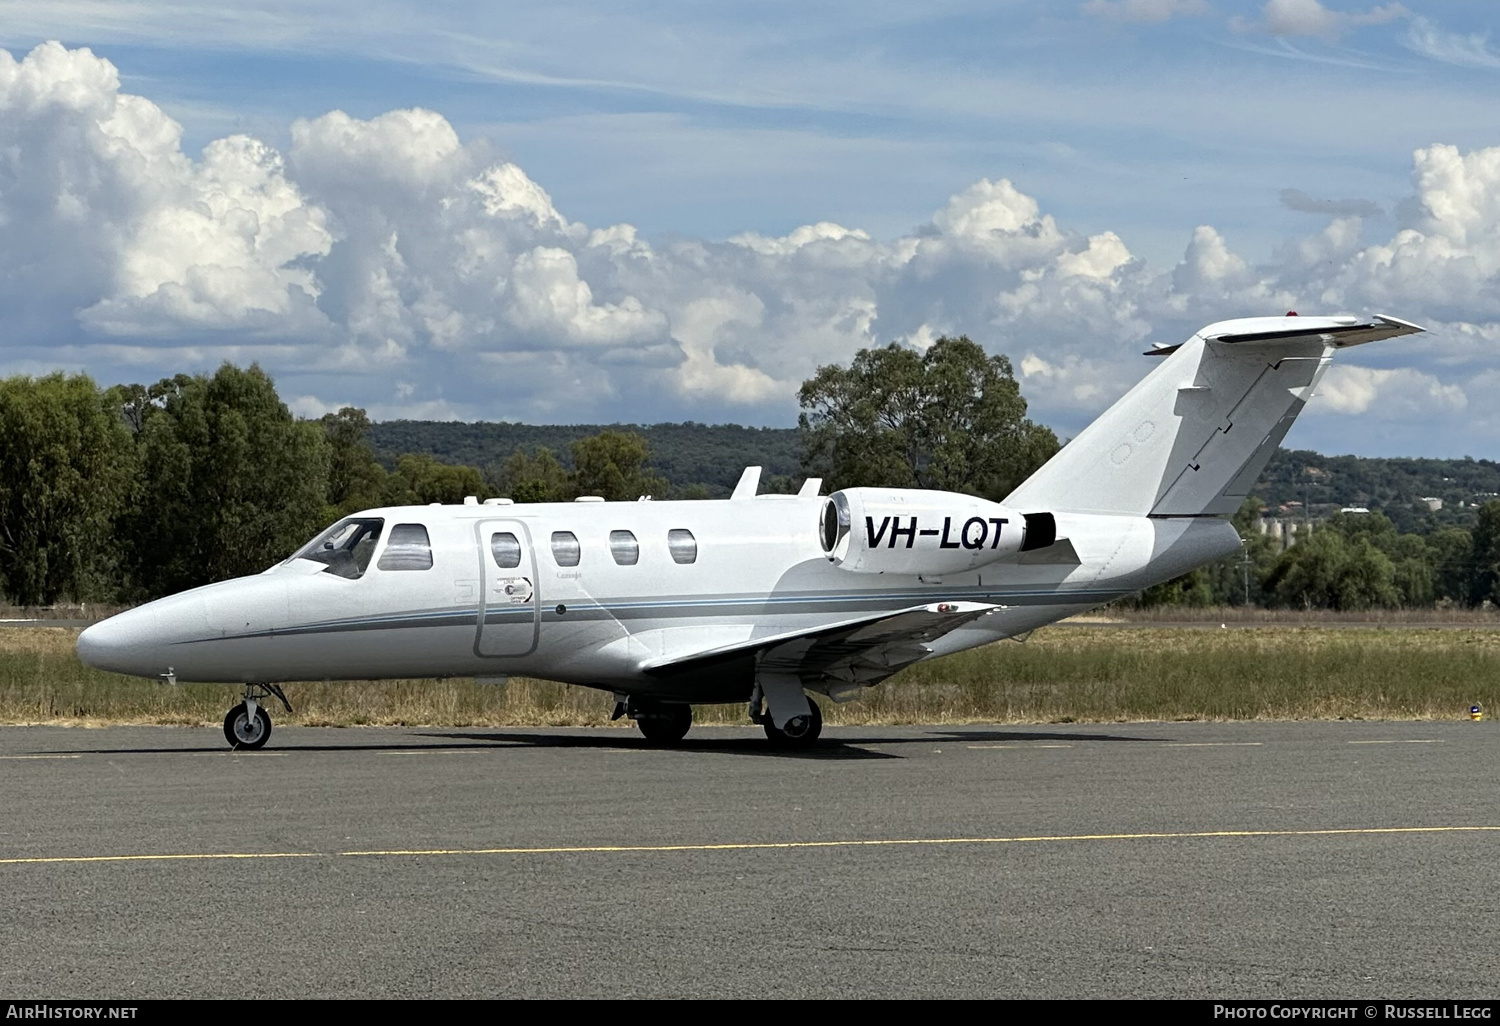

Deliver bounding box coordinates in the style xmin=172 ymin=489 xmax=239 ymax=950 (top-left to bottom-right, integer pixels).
xmin=224 ymin=703 xmax=271 ymax=749
xmin=223 ymin=683 xmax=291 ymax=750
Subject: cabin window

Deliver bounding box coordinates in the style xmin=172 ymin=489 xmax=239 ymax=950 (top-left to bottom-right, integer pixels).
xmin=667 ymin=528 xmax=697 ymax=565
xmin=289 ymin=518 xmax=384 ymax=580
xmin=491 ymin=532 xmax=523 ymax=569
xmin=609 ymin=530 xmax=639 ymax=566
xmin=378 ymin=523 xmax=434 ymax=571
xmin=551 ymin=531 xmax=581 ymax=567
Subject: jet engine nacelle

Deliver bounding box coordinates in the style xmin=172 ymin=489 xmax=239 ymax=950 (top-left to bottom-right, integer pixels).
xmin=819 ymin=487 xmax=1055 ymax=574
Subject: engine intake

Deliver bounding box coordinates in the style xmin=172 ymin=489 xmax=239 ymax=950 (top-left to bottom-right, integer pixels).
xmin=819 ymin=488 xmax=1050 ymax=575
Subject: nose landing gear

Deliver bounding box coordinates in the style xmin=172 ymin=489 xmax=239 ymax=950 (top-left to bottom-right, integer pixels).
xmin=224 ymin=703 xmax=270 ymax=748
xmin=223 ymin=683 xmax=292 ymax=750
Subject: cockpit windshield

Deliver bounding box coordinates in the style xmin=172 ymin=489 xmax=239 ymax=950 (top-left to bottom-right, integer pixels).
xmin=287 ymin=518 xmax=385 ymax=579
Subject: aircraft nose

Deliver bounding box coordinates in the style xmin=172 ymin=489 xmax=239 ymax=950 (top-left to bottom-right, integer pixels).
xmin=76 ymin=610 xmax=165 ymax=677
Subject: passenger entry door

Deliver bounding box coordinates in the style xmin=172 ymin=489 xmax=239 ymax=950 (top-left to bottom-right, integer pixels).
xmin=475 ymin=520 xmax=539 ymax=657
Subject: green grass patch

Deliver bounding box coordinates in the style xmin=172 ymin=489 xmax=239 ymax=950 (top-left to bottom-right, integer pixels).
xmin=1 ymin=626 xmax=1496 ymax=727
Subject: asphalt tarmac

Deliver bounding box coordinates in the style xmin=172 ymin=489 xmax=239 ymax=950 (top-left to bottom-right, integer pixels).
xmin=1 ymin=721 xmax=1497 ymax=999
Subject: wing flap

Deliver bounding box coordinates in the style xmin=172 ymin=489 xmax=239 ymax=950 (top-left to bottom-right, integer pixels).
xmin=640 ymin=600 xmax=1001 ymax=685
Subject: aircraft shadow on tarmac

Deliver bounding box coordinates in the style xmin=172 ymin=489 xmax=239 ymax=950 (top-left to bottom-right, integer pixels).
xmin=427 ymin=728 xmax=1170 ymax=760
xmin=425 ymin=730 xmax=925 ymax=760
xmin=27 ymin=726 xmax=1166 ymax=761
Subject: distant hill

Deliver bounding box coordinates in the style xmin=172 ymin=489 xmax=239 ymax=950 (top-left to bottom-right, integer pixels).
xmin=368 ymin=421 xmax=804 ymax=497
xmin=1255 ymin=449 xmax=1500 ymax=531
xmin=368 ymin=421 xmax=1500 ymax=528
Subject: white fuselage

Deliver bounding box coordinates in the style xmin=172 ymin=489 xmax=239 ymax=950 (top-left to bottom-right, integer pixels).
xmin=77 ymin=494 xmax=1237 ymax=703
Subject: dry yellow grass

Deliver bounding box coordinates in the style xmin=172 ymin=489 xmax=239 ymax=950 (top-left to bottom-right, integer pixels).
xmin=2 ymin=625 xmax=1496 ymax=728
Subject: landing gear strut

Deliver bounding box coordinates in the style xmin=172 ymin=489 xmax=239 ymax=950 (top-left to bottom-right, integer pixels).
xmin=614 ymin=696 xmax=693 ymax=745
xmin=223 ymin=683 xmax=292 ymax=750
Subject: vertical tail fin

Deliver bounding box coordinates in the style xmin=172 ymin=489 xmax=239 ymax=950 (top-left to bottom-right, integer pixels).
xmin=1004 ymin=315 xmax=1425 ymax=517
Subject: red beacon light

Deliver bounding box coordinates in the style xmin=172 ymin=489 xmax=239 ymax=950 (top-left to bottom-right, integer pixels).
xmin=1286 ymin=310 xmax=1298 ymax=316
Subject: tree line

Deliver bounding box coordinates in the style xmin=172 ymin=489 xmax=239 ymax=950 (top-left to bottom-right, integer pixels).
xmin=1136 ymin=501 xmax=1500 ymax=612
xmin=369 ymin=420 xmax=804 ymax=497
xmin=380 ymin=427 xmax=1500 ymax=524
xmin=0 ymin=367 xmax=677 ymax=605
xmin=5 ymin=332 xmax=1497 ymax=612
xmin=0 ymin=336 xmax=1055 ymax=606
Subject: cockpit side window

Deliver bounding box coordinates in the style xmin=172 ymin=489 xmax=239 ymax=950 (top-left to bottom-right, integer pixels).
xmin=378 ymin=523 xmax=435 ymax=571
xmin=288 ymin=518 xmax=385 ymax=580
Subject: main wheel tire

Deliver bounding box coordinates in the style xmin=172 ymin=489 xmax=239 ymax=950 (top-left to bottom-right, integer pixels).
xmin=764 ymin=697 xmax=822 ymax=749
xmin=223 ymin=702 xmax=272 ymax=750
xmin=635 ymin=703 xmax=692 ymax=745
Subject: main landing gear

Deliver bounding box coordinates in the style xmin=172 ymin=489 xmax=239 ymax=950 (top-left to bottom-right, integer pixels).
xmin=223 ymin=683 xmax=292 ymax=750
xmin=760 ymin=697 xmax=822 ymax=748
xmin=613 ymin=696 xmax=693 ymax=745
xmin=612 ymin=678 xmax=825 ymax=750
xmin=749 ymin=672 xmax=823 ymax=749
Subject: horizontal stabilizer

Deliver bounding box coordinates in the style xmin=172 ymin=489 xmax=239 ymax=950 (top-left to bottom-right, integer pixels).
xmin=1145 ymin=314 xmax=1424 ymax=356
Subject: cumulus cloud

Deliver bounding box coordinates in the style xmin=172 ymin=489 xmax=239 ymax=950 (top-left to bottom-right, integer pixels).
xmin=1233 ymin=0 xmax=1408 ymax=39
xmin=507 ymin=246 xmax=666 ymax=347
xmin=0 ymin=42 xmax=331 ymax=339
xmin=1314 ymin=365 xmax=1466 ymax=418
xmin=5 ymin=41 xmax=1500 ymax=455
xmin=1081 ymin=0 xmax=1210 ymax=23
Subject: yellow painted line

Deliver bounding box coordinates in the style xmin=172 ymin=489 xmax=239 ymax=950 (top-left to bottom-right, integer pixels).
xmin=1347 ymin=740 xmax=1444 ymax=745
xmin=340 ymin=826 xmax=1500 ymax=858
xmin=1 ymin=852 xmax=322 ymax=865
xmin=0 ymin=754 xmax=81 ymax=760
xmin=182 ymin=752 xmax=288 ymax=757
xmin=967 ymin=744 xmax=1073 ymax=749
xmin=1162 ymin=742 xmax=1264 ymax=748
xmin=6 ymin=825 xmax=1498 ymax=867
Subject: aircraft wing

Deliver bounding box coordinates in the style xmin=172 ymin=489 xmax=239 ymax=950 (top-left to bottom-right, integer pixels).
xmin=641 ymin=600 xmax=1001 ymax=692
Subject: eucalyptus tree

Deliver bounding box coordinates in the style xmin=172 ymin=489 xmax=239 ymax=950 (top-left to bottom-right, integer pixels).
xmin=120 ymin=364 xmax=330 ymax=598
xmin=0 ymin=373 xmax=134 ymax=604
xmin=798 ymin=335 xmax=1057 ymax=499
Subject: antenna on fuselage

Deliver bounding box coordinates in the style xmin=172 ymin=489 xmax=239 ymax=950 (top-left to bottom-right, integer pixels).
xmin=730 ymin=466 xmax=762 ymax=500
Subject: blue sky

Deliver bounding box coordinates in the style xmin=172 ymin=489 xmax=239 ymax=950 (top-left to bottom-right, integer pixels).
xmin=1 ymin=1 xmax=1498 ymax=457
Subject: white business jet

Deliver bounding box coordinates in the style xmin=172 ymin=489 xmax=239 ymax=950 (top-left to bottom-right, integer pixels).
xmin=77 ymin=313 xmax=1424 ymax=749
